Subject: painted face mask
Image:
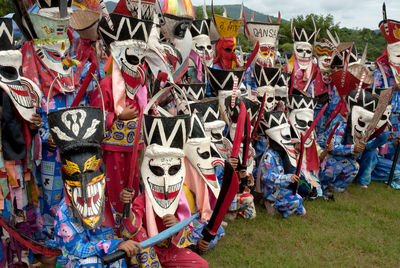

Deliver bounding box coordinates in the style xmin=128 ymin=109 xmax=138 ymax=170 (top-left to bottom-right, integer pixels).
xmin=291 ymin=25 xmax=317 ymax=70
xmin=275 ymin=72 xmax=291 ymax=110
xmin=184 ymin=114 xmax=219 ymax=198
xmin=141 ymin=144 xmax=185 ymax=217
xmin=243 ymin=14 xmax=281 ymax=68
xmin=0 ymin=18 xmax=42 ymax=121
xmin=48 ymin=107 xmax=106 ymax=229
xmin=225 ymin=96 xmax=260 ymax=141
xmin=190 ymin=99 xmax=230 ymax=161
xmin=366 ymin=87 xmax=392 ymax=130
xmin=288 ymin=95 xmax=317 ymax=148
xmin=315 ymin=42 xmax=333 ymax=74
xmin=191 ymin=19 xmax=214 ymax=67
xmin=215 ymin=37 xmax=237 ymax=70
xmin=99 ymin=13 xmax=153 ymax=99
xmin=253 ymin=65 xmax=280 ymax=110
xmin=260 ymin=111 xmax=298 ymax=167
xmin=33 ymin=39 xmax=75 ymax=93
xmin=346 ymin=89 xmax=378 ymax=144
xmin=160 ymin=13 xmax=193 ymax=80
xmin=380 ymin=3 xmax=400 ymax=66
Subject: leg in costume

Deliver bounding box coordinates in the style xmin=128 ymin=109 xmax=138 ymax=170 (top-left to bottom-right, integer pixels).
xmin=356 ymin=149 xmax=378 ymax=187
xmin=372 ymin=156 xmax=400 ymax=189
xmin=320 ymin=156 xmax=359 ymax=192
xmin=275 ymin=194 xmax=306 ymax=218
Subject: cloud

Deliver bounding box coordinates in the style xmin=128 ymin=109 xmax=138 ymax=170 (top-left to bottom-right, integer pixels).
xmin=192 ymin=0 xmax=400 ymax=29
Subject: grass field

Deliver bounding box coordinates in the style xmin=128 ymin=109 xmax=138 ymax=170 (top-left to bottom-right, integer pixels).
xmin=203 ymin=181 xmax=400 ymax=267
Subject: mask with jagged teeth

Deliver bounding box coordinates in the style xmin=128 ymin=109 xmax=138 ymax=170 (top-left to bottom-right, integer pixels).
xmin=62 ymin=149 xmax=106 ymax=229
xmin=111 ymin=39 xmax=148 ymax=99
xmin=0 ymin=50 xmax=42 ymax=121
xmin=141 ymin=144 xmax=185 ymax=217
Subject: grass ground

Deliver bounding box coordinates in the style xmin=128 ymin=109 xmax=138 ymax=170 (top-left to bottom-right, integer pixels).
xmin=203 ymin=181 xmax=400 ymax=267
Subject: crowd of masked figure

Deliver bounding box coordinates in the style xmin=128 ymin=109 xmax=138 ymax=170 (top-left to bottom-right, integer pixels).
xmin=0 ymin=0 xmax=399 ymax=267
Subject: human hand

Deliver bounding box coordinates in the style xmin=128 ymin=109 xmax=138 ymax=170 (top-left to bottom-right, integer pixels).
xmin=354 ymin=142 xmax=366 ymax=153
xmin=28 ymin=114 xmax=42 ymax=130
xmin=291 ymin=174 xmax=300 ymax=183
xmin=325 ymin=141 xmax=334 ymax=152
xmin=118 ymin=240 xmax=142 ymax=257
xmin=118 ymin=105 xmax=138 ymax=120
xmin=120 ymin=188 xmax=135 ymax=204
xmin=197 ymin=238 xmax=210 ymax=252
xmin=48 ymin=136 xmax=57 ymax=151
xmin=228 ymin=157 xmax=238 ymax=170
xmin=162 ymin=214 xmax=179 ymax=228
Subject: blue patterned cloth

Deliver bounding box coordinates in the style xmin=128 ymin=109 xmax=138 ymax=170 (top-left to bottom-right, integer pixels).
xmin=53 ymin=199 xmax=125 ymax=267
xmin=318 ymin=117 xmax=360 ymax=192
xmin=259 ymin=149 xmax=305 ymax=218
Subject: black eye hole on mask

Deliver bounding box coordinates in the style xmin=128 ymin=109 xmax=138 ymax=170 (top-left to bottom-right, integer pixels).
xmin=168 ymin=160 xmax=182 ymax=176
xmin=296 ymin=118 xmax=307 ymax=128
xmin=195 ymin=45 xmax=205 ymax=51
xmin=174 ymin=22 xmax=190 ymax=38
xmin=149 ymin=159 xmax=164 ymax=176
xmin=207 ymin=45 xmax=212 ymax=50
xmin=224 ymin=48 xmax=232 ymax=53
xmin=197 ymin=147 xmax=210 ymax=159
xmin=0 ymin=65 xmax=18 ymax=80
xmin=358 ymin=118 xmax=366 ymax=128
xmin=381 ymin=114 xmax=387 ymax=121
xmin=267 ymin=97 xmax=274 ymax=103
xmin=125 ymin=50 xmax=140 ymax=66
xmin=211 ymin=132 xmax=222 ymax=140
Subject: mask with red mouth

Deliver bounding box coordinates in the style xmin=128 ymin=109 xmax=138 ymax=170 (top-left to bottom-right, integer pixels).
xmin=0 ymin=18 xmax=42 ymax=122
xmin=345 ymin=89 xmax=378 ymax=144
xmin=215 ymin=37 xmax=238 ymax=70
xmin=184 ymin=113 xmax=220 ymax=198
xmin=141 ymin=144 xmax=185 ymax=217
xmin=260 ymin=111 xmax=299 ymax=168
xmin=291 ymin=23 xmax=317 ymax=70
xmin=48 ymin=107 xmax=106 ymax=229
xmin=99 ymin=13 xmax=153 ymax=99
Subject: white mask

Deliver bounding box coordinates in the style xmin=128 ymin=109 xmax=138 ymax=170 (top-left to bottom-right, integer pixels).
xmin=294 ymin=41 xmax=313 ymax=70
xmin=111 ymin=39 xmax=147 ymax=99
xmin=192 ymin=35 xmax=214 ymax=67
xmin=387 ymin=42 xmax=400 ymax=66
xmin=141 ymin=144 xmax=185 ymax=217
xmin=288 ymin=108 xmax=314 ymax=148
xmin=33 ymin=39 xmax=75 ymax=93
xmin=350 ymin=106 xmax=374 ymax=143
xmin=0 ymin=50 xmax=42 ymax=121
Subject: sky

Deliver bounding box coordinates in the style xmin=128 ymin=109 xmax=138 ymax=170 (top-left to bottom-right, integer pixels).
xmin=191 ymin=0 xmax=400 ymax=30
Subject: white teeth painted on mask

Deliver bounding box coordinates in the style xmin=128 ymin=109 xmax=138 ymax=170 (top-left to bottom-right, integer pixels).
xmin=83 ymin=204 xmax=88 ymax=218
xmin=88 ymin=206 xmax=93 ymax=216
xmin=92 ymin=204 xmax=98 ymax=215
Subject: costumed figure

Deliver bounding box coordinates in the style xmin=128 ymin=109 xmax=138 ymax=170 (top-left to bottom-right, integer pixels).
xmin=186 ymin=3 xmax=213 ymax=84
xmin=313 ymin=40 xmax=336 ymax=136
xmin=319 ymin=88 xmax=377 ymax=192
xmin=17 ymin=1 xmax=81 ymax=243
xmin=135 ymin=86 xmax=208 ymax=267
xmin=257 ymin=111 xmax=305 ymax=218
xmin=287 ymin=94 xmax=329 ymax=199
xmin=92 ymin=12 xmax=153 ymax=212
xmin=47 ymin=106 xmax=147 ymax=267
xmin=374 ymin=3 xmax=400 ymax=138
xmin=212 ymin=4 xmax=242 ymax=71
xmin=242 ymin=10 xmax=281 ymax=92
xmin=284 ymin=20 xmax=318 ymax=95
xmin=274 ymin=72 xmax=291 ymax=111
xmin=356 ymin=87 xmax=400 ymax=189
xmin=0 ymin=17 xmax=43 ymax=266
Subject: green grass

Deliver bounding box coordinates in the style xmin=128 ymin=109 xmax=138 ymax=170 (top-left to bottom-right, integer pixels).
xmin=203 ymin=181 xmax=400 ymax=268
